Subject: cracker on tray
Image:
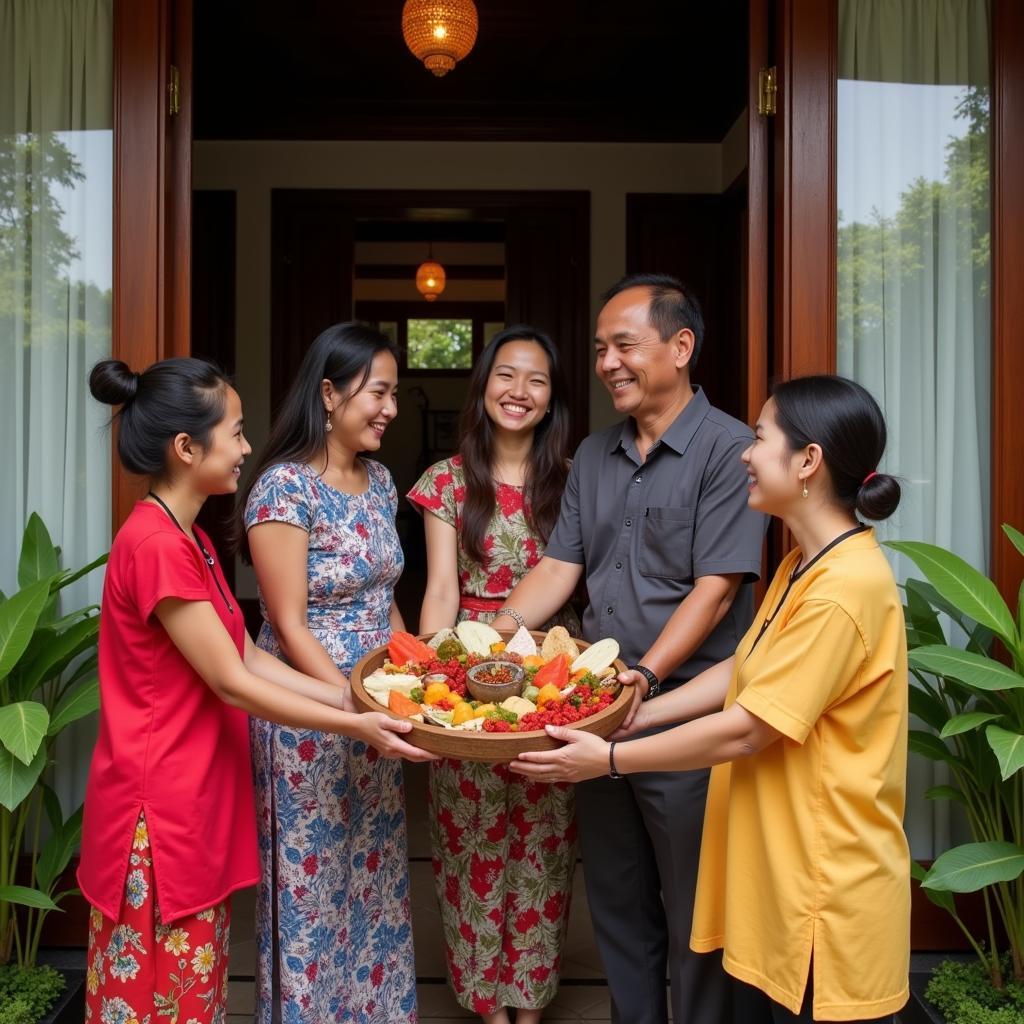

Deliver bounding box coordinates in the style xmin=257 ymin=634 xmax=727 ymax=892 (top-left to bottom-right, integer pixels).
xmin=540 ymin=625 xmax=578 ymax=662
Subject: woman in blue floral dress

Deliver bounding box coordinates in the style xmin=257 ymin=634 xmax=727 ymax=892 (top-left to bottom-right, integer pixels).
xmin=239 ymin=324 xmax=432 ymax=1024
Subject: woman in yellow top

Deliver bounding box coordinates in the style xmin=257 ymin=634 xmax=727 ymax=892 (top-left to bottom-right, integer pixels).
xmin=511 ymin=374 xmax=909 ymax=1023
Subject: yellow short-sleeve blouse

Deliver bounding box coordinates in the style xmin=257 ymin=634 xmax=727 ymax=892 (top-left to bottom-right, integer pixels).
xmin=690 ymin=528 xmax=910 ymax=1021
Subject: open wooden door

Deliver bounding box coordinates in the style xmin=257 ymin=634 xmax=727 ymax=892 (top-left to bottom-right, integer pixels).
xmin=111 ymin=0 xmax=193 ymax=529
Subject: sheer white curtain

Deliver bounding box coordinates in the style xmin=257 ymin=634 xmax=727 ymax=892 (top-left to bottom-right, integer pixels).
xmin=836 ymin=0 xmax=991 ymax=857
xmin=0 ymin=0 xmax=114 ymax=809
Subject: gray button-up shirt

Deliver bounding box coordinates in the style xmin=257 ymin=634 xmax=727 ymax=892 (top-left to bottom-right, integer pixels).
xmin=545 ymin=387 xmax=766 ymax=689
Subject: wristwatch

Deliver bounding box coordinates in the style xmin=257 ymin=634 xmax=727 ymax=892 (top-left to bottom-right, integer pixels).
xmin=631 ymin=664 xmax=660 ymax=701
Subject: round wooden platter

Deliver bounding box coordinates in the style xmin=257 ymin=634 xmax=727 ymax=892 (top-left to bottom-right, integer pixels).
xmin=349 ymin=631 xmax=631 ymax=763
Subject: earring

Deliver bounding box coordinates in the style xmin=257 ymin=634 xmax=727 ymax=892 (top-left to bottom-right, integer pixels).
xmin=325 ymin=414 xmax=333 ymax=432
xmin=802 ymin=481 xmax=809 ymax=499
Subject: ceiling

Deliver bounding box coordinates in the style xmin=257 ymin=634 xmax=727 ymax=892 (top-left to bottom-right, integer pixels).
xmin=194 ymin=1 xmax=749 ymax=143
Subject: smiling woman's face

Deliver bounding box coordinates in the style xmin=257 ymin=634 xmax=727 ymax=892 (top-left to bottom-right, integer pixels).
xmin=326 ymin=349 xmax=400 ymax=452
xmin=483 ymin=339 xmax=552 ymax=434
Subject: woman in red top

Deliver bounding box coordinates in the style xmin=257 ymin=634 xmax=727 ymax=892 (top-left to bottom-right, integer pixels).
xmin=79 ymin=357 xmax=429 ymax=1024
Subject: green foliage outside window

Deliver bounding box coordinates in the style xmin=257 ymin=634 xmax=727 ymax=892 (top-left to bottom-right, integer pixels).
xmin=407 ymin=319 xmax=472 ymax=370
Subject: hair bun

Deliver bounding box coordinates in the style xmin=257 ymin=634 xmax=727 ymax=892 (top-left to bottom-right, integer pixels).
xmin=856 ymin=471 xmax=901 ymax=521
xmin=89 ymin=359 xmax=139 ymax=406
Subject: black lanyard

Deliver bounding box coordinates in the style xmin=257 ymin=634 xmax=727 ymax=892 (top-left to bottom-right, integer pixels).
xmin=147 ymin=492 xmax=235 ymax=615
xmin=742 ymin=524 xmax=867 ymax=663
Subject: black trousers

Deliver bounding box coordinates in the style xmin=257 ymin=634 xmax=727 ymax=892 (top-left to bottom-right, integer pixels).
xmin=576 ymin=762 xmax=729 ymax=1024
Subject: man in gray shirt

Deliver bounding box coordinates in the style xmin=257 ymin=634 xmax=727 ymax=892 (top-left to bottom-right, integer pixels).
xmin=492 ymin=274 xmax=765 ymax=1024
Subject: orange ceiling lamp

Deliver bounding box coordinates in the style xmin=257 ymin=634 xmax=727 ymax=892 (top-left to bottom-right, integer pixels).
xmin=416 ymin=256 xmax=446 ymax=302
xmin=401 ymin=0 xmax=478 ymax=77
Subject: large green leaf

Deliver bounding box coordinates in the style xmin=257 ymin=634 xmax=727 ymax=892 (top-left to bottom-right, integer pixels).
xmin=48 ymin=675 xmax=99 ymax=736
xmin=39 ymin=782 xmax=63 ymax=833
xmin=35 ymin=806 xmax=83 ymax=892
xmin=0 ymin=702 xmax=49 ymax=765
xmin=923 ymin=841 xmax=1024 ymax=893
xmin=908 ymin=729 xmax=957 ymax=765
xmin=925 ymin=785 xmax=967 ymax=806
xmin=0 ymin=884 xmax=59 ymax=912
xmin=908 ymin=683 xmax=948 ymax=732
xmin=940 ymin=711 xmax=1002 ymax=739
xmin=886 ymin=542 xmax=1017 ymax=647
xmin=1003 ymin=523 xmax=1024 ymax=561
xmin=904 ymin=583 xmax=947 ymax=647
xmin=53 ymin=551 xmax=108 ymax=593
xmin=911 ymin=859 xmax=958 ymax=914
xmin=909 ymin=646 xmax=1024 ymax=692
xmin=0 ymin=579 xmax=52 ymax=680
xmin=0 ymin=746 xmax=46 ymax=812
xmin=18 ymin=614 xmax=100 ymax=695
xmin=17 ymin=514 xmax=59 ymax=589
xmin=985 ymin=725 xmax=1024 ymax=781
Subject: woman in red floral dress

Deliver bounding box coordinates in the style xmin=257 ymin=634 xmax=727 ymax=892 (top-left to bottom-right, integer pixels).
xmin=408 ymin=326 xmax=579 ymax=1024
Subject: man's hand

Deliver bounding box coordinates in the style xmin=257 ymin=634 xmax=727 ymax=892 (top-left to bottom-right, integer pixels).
xmin=616 ymin=668 xmax=648 ymax=730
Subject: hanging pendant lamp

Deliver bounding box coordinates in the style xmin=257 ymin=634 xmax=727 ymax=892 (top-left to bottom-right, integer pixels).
xmin=416 ymin=244 xmax=446 ymax=302
xmin=402 ymin=0 xmax=478 ymax=77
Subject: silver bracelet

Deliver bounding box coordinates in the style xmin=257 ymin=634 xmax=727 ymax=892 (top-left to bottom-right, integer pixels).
xmin=496 ymin=606 xmax=527 ymax=630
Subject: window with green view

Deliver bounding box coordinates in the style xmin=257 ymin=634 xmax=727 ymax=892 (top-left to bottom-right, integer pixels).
xmin=407 ymin=319 xmax=473 ymax=370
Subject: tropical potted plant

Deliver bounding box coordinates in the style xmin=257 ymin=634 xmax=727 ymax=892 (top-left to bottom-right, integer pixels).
xmin=889 ymin=525 xmax=1024 ymax=1023
xmin=0 ymin=514 xmax=106 ymax=1024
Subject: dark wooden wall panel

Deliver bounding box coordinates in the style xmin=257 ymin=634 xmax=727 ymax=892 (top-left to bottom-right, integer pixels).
xmin=270 ymin=191 xmax=355 ymax=419
xmin=504 ymin=195 xmax=591 ymax=449
xmin=626 ymin=194 xmax=744 ymax=422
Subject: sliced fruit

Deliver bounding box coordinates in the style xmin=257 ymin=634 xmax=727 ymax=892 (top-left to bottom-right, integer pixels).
xmin=533 ymin=653 xmax=569 ymax=690
xmin=571 ymin=638 xmax=620 ymax=676
xmin=473 ymin=702 xmax=497 ymax=718
xmin=388 ymin=631 xmax=435 ymax=666
xmin=423 ymin=681 xmax=452 ymax=705
xmin=536 ymin=683 xmax=562 ymax=706
xmin=456 ymin=620 xmax=503 ymax=656
xmin=522 ymin=654 xmax=545 ymax=669
xmin=389 ymin=690 xmax=424 ymax=718
xmin=500 ymin=695 xmax=536 ymax=718
xmin=452 ymin=701 xmax=476 ymax=726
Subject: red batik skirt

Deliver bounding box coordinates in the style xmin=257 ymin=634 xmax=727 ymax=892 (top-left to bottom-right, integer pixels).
xmin=85 ymin=813 xmax=232 ymax=1024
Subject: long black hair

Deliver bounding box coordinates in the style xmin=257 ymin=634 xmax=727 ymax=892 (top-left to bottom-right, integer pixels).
xmin=89 ymin=357 xmax=231 ymax=476
xmin=771 ymin=375 xmax=901 ymax=521
xmin=457 ymin=325 xmax=571 ymax=565
xmin=235 ymin=322 xmax=399 ymax=559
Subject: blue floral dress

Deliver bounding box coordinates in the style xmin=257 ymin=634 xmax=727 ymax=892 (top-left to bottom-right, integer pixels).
xmin=244 ymin=460 xmax=417 ymax=1024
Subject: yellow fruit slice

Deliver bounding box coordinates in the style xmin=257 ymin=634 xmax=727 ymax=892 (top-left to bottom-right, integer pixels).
xmin=571 ymin=638 xmax=620 ymax=676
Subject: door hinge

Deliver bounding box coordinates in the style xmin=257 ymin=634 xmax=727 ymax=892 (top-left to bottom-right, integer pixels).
xmin=168 ymin=64 xmax=180 ymax=116
xmin=758 ymin=66 xmax=777 ymax=116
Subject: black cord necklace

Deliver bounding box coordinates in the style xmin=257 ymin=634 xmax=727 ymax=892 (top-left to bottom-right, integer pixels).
xmin=743 ymin=523 xmax=867 ymax=662
xmin=147 ymin=491 xmax=235 ymax=614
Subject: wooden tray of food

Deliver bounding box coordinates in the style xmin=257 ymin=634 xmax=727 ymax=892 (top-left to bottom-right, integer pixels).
xmin=349 ymin=624 xmax=631 ymax=763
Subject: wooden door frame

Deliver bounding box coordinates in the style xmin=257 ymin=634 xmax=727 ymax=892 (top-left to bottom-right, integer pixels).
xmin=111 ymin=0 xmax=192 ymax=530
xmin=775 ymin=0 xmax=1023 ymax=602
xmin=991 ymin=0 xmax=1024 ymax=602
